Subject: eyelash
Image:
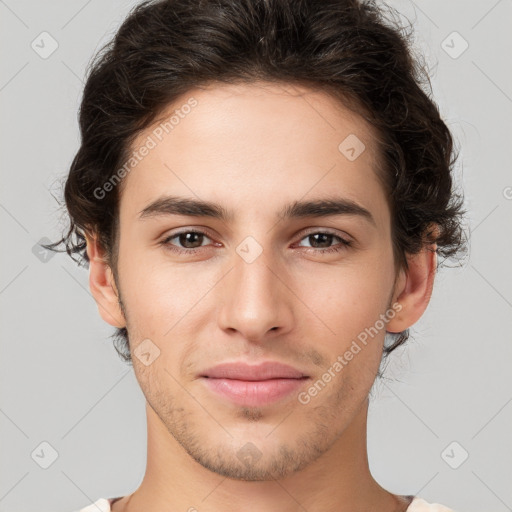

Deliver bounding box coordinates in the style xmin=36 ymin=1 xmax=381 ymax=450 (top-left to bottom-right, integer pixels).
xmin=159 ymin=229 xmax=352 ymax=255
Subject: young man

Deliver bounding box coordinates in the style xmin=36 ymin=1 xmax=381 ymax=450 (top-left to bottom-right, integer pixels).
xmin=48 ymin=0 xmax=464 ymax=510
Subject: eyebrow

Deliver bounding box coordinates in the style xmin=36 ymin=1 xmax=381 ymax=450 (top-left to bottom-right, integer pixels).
xmin=138 ymin=195 xmax=375 ymax=226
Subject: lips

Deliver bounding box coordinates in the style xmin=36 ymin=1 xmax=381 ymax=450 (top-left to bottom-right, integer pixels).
xmin=200 ymin=361 xmax=307 ymax=380
xmin=199 ymin=362 xmax=309 ymax=407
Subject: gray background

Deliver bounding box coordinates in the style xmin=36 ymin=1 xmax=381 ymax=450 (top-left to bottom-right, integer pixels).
xmin=0 ymin=1 xmax=511 ymax=511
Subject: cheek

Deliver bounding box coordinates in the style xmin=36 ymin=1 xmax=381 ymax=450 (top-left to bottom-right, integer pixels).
xmin=301 ymin=261 xmax=394 ymax=340
xmin=120 ymin=250 xmax=221 ymax=346
xmin=297 ymin=257 xmax=395 ymax=395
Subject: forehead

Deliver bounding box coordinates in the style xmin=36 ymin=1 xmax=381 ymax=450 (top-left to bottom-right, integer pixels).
xmin=119 ymin=81 xmax=387 ymax=224
xmin=137 ymin=80 xmax=379 ymax=155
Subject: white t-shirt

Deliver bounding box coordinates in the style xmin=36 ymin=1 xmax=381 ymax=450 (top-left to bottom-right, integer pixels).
xmin=75 ymin=496 xmax=457 ymax=511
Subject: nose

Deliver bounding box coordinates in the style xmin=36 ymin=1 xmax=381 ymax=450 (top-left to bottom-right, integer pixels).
xmin=217 ymin=247 xmax=294 ymax=342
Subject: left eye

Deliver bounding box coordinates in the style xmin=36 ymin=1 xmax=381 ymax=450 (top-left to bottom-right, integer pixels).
xmin=296 ymin=232 xmax=349 ymax=250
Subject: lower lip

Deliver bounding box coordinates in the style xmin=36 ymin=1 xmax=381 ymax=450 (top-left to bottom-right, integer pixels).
xmin=201 ymin=377 xmax=309 ymax=407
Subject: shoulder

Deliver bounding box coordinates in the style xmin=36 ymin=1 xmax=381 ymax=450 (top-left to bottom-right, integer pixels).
xmin=407 ymin=497 xmax=457 ymax=512
xmin=74 ymin=496 xmax=457 ymax=512
xmin=73 ymin=497 xmax=115 ymax=512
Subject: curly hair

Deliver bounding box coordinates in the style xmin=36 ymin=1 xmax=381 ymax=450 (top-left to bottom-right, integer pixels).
xmin=45 ymin=0 xmax=466 ymax=364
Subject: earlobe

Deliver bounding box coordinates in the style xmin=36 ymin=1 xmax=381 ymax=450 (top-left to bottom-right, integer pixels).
xmin=386 ymin=245 xmax=437 ymax=334
xmin=85 ymin=232 xmax=126 ymax=328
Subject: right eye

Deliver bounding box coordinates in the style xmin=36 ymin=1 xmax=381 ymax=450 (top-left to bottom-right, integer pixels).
xmin=160 ymin=230 xmax=215 ymax=254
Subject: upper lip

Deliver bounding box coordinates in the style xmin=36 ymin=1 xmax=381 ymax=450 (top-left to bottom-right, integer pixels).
xmin=200 ymin=362 xmax=307 ymax=380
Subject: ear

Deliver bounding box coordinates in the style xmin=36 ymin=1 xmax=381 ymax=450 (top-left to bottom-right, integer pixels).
xmin=386 ymin=243 xmax=437 ymax=333
xmin=85 ymin=232 xmax=126 ymax=328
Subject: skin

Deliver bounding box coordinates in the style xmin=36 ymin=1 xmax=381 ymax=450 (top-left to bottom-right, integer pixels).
xmin=85 ymin=81 xmax=436 ymax=512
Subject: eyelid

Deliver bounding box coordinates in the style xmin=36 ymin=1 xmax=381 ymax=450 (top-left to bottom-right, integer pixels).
xmin=160 ymin=226 xmax=354 ymax=256
xmin=161 ymin=226 xmax=351 ymax=244
xmin=161 ymin=226 xmax=216 ymax=242
xmin=295 ymin=227 xmax=353 ymax=243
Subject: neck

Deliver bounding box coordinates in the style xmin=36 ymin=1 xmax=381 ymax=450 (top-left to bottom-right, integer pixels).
xmin=113 ymin=398 xmax=409 ymax=512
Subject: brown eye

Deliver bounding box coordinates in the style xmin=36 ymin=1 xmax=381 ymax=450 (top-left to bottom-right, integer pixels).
xmin=161 ymin=230 xmax=213 ymax=253
xmin=304 ymin=233 xmax=335 ymax=248
xmin=176 ymin=232 xmax=205 ymax=249
xmin=297 ymin=231 xmax=351 ymax=253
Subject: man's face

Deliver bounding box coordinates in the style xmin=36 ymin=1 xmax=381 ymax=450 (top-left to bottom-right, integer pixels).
xmin=113 ymin=82 xmax=400 ymax=480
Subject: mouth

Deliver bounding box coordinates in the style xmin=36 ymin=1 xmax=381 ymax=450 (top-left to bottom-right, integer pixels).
xmin=199 ymin=361 xmax=310 ymax=407
xmin=200 ymin=376 xmax=310 ymax=407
